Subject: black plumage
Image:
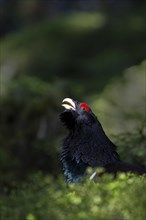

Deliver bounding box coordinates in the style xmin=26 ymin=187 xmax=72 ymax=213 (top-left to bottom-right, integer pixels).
xmin=60 ymin=98 xmax=146 ymax=182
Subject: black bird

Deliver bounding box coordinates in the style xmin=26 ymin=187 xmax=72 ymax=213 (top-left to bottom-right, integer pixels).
xmin=60 ymin=98 xmax=146 ymax=182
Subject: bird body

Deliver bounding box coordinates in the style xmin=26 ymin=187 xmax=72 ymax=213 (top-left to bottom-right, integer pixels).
xmin=60 ymin=98 xmax=146 ymax=182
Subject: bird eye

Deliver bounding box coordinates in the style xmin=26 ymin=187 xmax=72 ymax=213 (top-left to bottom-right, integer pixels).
xmin=80 ymin=103 xmax=90 ymax=112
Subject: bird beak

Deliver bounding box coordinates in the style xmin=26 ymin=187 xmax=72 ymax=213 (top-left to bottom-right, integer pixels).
xmin=62 ymin=98 xmax=76 ymax=110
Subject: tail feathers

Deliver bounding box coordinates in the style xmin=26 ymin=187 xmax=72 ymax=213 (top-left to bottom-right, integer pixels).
xmin=89 ymin=162 xmax=146 ymax=181
xmin=104 ymin=162 xmax=146 ymax=175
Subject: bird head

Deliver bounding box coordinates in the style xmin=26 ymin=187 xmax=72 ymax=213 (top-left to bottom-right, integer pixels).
xmin=60 ymin=98 xmax=97 ymax=130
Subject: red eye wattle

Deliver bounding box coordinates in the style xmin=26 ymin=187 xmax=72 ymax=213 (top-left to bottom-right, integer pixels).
xmin=80 ymin=103 xmax=90 ymax=112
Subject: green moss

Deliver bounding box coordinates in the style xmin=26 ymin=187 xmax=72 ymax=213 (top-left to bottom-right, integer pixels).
xmin=0 ymin=173 xmax=145 ymax=220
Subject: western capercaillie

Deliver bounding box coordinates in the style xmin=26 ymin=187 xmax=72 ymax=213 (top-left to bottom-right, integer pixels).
xmin=60 ymin=98 xmax=146 ymax=183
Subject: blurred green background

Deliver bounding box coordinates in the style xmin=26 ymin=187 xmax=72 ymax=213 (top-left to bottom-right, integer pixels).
xmin=0 ymin=1 xmax=146 ymax=219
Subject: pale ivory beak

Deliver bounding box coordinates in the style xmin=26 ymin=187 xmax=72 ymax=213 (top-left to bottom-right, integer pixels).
xmin=62 ymin=98 xmax=76 ymax=110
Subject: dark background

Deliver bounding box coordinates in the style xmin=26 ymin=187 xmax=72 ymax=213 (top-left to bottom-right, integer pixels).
xmin=0 ymin=0 xmax=146 ymax=189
